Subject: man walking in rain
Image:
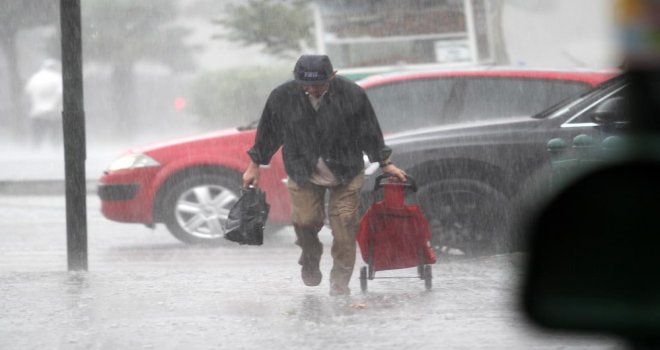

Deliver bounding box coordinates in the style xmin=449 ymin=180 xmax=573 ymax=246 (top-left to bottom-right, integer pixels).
xmin=243 ymin=55 xmax=406 ymax=296
xmin=24 ymin=59 xmax=63 ymax=148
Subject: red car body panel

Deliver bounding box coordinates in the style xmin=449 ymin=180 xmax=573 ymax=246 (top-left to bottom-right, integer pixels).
xmin=100 ymin=128 xmax=291 ymax=224
xmin=357 ymin=69 xmax=616 ymax=89
xmin=101 ymin=166 xmax=162 ymax=222
xmin=99 ymin=68 xmax=616 ymax=227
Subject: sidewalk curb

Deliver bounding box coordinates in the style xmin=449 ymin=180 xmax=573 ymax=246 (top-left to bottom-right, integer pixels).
xmin=0 ymin=180 xmax=98 ymax=196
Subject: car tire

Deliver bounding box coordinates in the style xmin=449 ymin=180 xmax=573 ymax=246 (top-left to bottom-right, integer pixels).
xmin=416 ymin=179 xmax=511 ymax=256
xmin=162 ymin=172 xmax=242 ymax=245
xmin=509 ymin=164 xmax=555 ymax=253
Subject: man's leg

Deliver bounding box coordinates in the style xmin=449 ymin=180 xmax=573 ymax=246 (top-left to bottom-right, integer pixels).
xmin=287 ymin=178 xmax=326 ymax=286
xmin=327 ymin=173 xmax=364 ymax=295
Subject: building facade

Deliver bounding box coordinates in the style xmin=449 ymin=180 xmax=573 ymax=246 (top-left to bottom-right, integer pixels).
xmin=314 ymin=0 xmax=497 ymax=69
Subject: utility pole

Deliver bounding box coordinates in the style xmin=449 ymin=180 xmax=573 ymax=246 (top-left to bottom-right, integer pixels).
xmin=60 ymin=0 xmax=88 ymax=271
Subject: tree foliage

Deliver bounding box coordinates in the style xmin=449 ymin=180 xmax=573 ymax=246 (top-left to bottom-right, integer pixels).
xmin=0 ymin=0 xmax=57 ymax=30
xmin=190 ymin=66 xmax=290 ymax=127
xmin=81 ymin=0 xmax=196 ymax=71
xmin=215 ymin=0 xmax=315 ymax=58
xmin=80 ymin=0 xmax=197 ymax=136
xmin=0 ymin=0 xmax=59 ymax=134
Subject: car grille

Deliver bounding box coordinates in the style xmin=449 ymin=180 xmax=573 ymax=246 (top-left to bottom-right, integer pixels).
xmin=97 ymin=183 xmax=139 ymax=201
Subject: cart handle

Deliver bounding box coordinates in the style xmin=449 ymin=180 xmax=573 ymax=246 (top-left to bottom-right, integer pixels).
xmin=373 ymin=173 xmax=417 ymax=192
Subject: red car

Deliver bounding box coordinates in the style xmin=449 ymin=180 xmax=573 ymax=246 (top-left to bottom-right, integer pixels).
xmin=98 ymin=68 xmax=615 ymax=245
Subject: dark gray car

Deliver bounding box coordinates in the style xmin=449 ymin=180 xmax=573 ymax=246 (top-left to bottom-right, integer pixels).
xmin=363 ymin=75 xmax=627 ymax=256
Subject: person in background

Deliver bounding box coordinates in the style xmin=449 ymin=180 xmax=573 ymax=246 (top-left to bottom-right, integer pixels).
xmin=242 ymin=55 xmax=406 ymax=296
xmin=24 ymin=59 xmax=63 ymax=148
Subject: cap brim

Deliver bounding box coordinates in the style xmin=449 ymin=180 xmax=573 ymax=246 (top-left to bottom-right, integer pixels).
xmin=295 ymin=78 xmax=330 ymax=86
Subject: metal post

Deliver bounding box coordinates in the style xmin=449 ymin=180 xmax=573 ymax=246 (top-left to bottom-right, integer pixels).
xmin=311 ymin=3 xmax=326 ymax=54
xmin=463 ymin=0 xmax=479 ymax=64
xmin=60 ymin=0 xmax=88 ymax=271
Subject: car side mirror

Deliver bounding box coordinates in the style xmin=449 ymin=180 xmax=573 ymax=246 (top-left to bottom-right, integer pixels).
xmin=591 ymin=97 xmax=628 ymax=131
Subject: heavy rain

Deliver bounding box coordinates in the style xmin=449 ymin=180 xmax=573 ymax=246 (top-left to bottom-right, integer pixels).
xmin=0 ymin=0 xmax=651 ymax=349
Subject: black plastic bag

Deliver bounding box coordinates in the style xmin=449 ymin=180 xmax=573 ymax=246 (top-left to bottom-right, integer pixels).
xmin=224 ymin=186 xmax=270 ymax=245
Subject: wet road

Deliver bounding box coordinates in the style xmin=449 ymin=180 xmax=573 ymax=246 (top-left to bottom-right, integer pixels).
xmin=0 ymin=195 xmax=621 ymax=349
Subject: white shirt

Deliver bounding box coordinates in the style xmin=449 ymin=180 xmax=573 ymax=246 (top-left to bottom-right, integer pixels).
xmin=25 ymin=67 xmax=63 ymax=119
xmin=307 ymin=92 xmax=340 ymax=187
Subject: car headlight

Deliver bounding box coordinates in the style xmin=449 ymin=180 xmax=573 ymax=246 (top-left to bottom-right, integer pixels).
xmin=107 ymin=153 xmax=160 ymax=171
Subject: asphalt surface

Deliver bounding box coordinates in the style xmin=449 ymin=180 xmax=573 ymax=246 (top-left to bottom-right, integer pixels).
xmin=0 ymin=194 xmax=623 ymax=350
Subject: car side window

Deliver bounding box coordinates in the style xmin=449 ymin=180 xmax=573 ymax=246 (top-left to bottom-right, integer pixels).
xmin=365 ymin=78 xmax=455 ymax=134
xmin=460 ymin=78 xmax=591 ymax=121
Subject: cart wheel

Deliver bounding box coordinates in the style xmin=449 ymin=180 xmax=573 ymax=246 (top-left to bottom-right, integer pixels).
xmin=423 ymin=265 xmax=432 ymax=291
xmin=360 ymin=266 xmax=368 ymax=292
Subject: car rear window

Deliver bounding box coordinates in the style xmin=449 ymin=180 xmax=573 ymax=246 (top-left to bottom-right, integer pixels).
xmin=366 ymin=76 xmax=591 ymax=133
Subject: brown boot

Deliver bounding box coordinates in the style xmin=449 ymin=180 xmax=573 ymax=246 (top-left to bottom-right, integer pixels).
xmin=329 ymin=283 xmax=350 ymax=296
xmin=300 ymin=256 xmax=322 ymax=287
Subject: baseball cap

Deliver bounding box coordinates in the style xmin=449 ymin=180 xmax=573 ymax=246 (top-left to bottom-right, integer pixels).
xmin=293 ymin=55 xmax=334 ymax=85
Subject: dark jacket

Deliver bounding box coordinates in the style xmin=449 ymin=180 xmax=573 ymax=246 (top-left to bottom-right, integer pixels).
xmin=247 ymin=76 xmax=391 ymax=185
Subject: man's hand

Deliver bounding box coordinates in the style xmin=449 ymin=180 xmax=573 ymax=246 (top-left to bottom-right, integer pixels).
xmin=382 ymin=163 xmax=407 ymax=182
xmin=242 ymin=162 xmax=260 ymax=188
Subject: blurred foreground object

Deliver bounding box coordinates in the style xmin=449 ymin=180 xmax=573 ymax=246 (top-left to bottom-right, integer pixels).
xmin=522 ymin=0 xmax=660 ymax=348
xmin=616 ymin=0 xmax=660 ymax=69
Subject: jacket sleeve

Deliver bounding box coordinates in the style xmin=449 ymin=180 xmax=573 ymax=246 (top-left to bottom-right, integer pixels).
xmin=247 ymin=93 xmax=284 ymax=165
xmin=358 ymin=90 xmax=392 ymax=163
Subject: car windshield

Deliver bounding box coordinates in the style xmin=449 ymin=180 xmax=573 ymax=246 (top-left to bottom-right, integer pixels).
xmin=532 ymin=75 xmax=627 ymax=120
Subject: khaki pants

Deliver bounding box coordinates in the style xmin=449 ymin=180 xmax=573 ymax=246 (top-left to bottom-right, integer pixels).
xmin=287 ymin=173 xmax=364 ymax=289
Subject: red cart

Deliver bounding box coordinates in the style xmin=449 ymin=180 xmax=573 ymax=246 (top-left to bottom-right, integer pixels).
xmin=357 ymin=174 xmax=437 ymax=292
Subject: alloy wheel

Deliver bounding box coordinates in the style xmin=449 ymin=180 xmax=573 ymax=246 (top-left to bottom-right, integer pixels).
xmin=174 ymin=184 xmax=239 ymax=240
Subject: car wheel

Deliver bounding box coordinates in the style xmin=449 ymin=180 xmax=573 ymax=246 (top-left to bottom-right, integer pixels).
xmin=416 ymin=179 xmax=510 ymax=256
xmin=162 ymin=172 xmax=241 ymax=245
